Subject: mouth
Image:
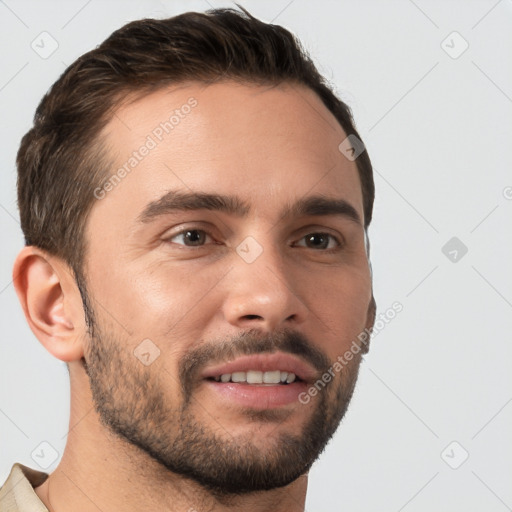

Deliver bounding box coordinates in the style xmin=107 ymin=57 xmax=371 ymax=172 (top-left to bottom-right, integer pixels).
xmin=200 ymin=352 xmax=318 ymax=409
xmin=207 ymin=370 xmax=302 ymax=385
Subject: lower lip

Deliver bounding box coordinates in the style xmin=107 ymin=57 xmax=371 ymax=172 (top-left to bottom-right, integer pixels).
xmin=204 ymin=380 xmax=308 ymax=409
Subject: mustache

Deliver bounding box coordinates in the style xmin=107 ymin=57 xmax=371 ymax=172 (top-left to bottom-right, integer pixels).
xmin=179 ymin=328 xmax=331 ymax=399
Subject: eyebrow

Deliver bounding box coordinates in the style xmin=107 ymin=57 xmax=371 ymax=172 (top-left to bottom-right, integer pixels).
xmin=137 ymin=190 xmax=362 ymax=226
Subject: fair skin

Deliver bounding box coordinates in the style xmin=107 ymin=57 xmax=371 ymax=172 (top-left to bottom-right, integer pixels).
xmin=13 ymin=81 xmax=374 ymax=512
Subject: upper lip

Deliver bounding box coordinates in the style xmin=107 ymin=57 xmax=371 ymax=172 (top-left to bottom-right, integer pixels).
xmin=200 ymin=352 xmax=319 ymax=383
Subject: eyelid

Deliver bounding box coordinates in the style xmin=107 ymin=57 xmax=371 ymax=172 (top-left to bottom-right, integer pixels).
xmin=293 ymin=225 xmax=345 ymax=245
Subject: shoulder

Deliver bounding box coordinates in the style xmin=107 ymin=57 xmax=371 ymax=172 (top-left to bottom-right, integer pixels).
xmin=0 ymin=463 xmax=49 ymax=512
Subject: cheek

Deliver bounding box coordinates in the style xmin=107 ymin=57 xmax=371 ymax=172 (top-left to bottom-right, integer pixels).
xmin=307 ymin=267 xmax=372 ymax=358
xmin=104 ymin=261 xmax=221 ymax=339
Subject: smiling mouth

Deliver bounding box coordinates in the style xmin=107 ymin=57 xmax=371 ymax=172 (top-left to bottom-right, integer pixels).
xmin=207 ymin=370 xmax=301 ymax=385
xmin=200 ymin=354 xmax=315 ymax=409
xmin=200 ymin=351 xmax=317 ymax=385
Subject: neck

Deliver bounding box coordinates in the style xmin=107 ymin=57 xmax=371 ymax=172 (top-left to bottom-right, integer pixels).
xmin=34 ymin=365 xmax=309 ymax=512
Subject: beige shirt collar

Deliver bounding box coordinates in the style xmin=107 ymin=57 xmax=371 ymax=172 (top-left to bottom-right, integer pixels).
xmin=0 ymin=463 xmax=49 ymax=512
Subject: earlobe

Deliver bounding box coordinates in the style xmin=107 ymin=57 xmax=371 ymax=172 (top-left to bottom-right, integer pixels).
xmin=12 ymin=247 xmax=84 ymax=362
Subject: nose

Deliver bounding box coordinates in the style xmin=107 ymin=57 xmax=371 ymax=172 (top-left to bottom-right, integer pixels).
xmin=221 ymin=238 xmax=309 ymax=332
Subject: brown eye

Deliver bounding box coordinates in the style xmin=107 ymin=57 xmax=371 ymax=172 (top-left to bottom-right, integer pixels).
xmin=296 ymin=233 xmax=340 ymax=251
xmin=167 ymin=229 xmax=213 ymax=247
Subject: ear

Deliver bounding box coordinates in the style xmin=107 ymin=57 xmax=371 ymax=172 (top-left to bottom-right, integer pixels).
xmin=360 ymin=294 xmax=376 ymax=354
xmin=12 ymin=246 xmax=85 ymax=362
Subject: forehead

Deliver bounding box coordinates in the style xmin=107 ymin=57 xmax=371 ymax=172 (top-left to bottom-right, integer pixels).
xmin=93 ymin=81 xmax=363 ymax=226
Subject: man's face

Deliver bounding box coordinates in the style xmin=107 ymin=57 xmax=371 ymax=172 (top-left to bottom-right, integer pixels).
xmin=80 ymin=81 xmax=374 ymax=494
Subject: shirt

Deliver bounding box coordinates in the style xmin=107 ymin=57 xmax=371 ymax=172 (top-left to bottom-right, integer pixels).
xmin=0 ymin=463 xmax=49 ymax=512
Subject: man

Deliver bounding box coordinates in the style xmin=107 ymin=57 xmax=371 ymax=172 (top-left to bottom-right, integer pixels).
xmin=1 ymin=5 xmax=376 ymax=511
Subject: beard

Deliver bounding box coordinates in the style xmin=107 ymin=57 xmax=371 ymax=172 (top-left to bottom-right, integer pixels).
xmin=78 ymin=280 xmax=363 ymax=497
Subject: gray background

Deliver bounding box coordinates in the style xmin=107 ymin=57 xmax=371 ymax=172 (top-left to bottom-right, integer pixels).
xmin=1 ymin=1 xmax=511 ymax=510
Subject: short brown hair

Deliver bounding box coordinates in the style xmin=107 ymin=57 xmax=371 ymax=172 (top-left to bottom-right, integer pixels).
xmin=16 ymin=5 xmax=374 ymax=278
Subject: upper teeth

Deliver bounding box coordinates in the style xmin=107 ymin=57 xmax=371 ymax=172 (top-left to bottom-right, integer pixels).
xmin=215 ymin=370 xmax=296 ymax=384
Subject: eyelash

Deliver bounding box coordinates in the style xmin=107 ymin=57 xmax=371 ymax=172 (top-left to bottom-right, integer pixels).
xmin=164 ymin=228 xmax=343 ymax=253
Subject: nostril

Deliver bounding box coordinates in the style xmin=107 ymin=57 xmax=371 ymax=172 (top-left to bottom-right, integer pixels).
xmin=243 ymin=315 xmax=261 ymax=320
